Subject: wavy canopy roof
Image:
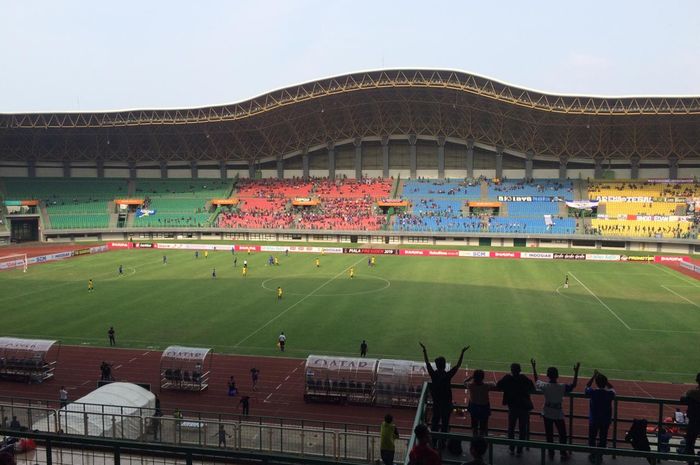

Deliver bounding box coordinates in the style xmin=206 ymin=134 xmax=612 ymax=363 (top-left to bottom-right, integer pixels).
xmin=1 ymin=69 xmax=699 ymax=162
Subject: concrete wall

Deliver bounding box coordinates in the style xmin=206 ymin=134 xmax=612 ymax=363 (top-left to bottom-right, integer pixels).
xmin=0 ymin=166 xmax=28 ymax=177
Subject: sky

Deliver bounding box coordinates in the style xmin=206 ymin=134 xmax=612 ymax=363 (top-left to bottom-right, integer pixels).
xmin=1 ymin=0 xmax=699 ymax=113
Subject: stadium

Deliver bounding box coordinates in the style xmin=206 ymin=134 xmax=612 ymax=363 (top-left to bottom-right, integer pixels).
xmin=1 ymin=69 xmax=700 ymax=465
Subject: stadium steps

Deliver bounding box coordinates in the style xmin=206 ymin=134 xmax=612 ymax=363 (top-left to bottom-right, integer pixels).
xmin=108 ymin=201 xmax=118 ymax=228
xmin=558 ymin=202 xmax=568 ymax=217
xmin=573 ymin=179 xmax=585 ymax=201
xmin=480 ymin=180 xmax=488 ymax=199
xmin=39 ymin=203 xmax=52 ymax=229
xmin=392 ymin=177 xmax=402 ymax=197
xmin=499 ymin=203 xmax=509 ymax=216
xmin=126 ymin=211 xmax=135 ymax=227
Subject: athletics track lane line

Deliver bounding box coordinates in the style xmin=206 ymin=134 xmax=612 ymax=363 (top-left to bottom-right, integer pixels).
xmin=568 ymin=271 xmax=632 ymax=330
xmin=233 ymin=257 xmax=367 ymax=348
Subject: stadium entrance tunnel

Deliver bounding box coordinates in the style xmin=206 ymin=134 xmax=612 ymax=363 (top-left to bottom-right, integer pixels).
xmin=261 ymin=275 xmax=391 ymax=297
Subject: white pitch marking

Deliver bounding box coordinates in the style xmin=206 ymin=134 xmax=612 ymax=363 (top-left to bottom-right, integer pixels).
xmin=234 ymin=257 xmax=366 ymax=347
xmin=662 ymin=285 xmax=700 ymax=308
xmin=568 ymin=272 xmax=631 ymax=330
xmin=656 ymin=264 xmax=700 ymax=288
xmin=113 ymin=364 xmax=123 ymax=370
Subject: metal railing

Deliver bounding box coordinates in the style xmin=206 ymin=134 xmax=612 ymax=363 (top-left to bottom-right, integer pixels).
xmin=0 ymin=402 xmax=406 ymax=462
xmin=405 ymin=382 xmax=699 ymax=464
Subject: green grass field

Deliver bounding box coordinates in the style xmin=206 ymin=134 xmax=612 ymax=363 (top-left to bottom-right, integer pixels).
xmin=1 ymin=249 xmax=699 ymax=382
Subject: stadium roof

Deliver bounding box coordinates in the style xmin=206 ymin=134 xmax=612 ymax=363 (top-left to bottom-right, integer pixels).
xmin=1 ymin=69 xmax=699 ymax=163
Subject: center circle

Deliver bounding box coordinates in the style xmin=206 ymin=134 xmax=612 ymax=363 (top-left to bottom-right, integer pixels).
xmin=261 ymin=274 xmax=391 ymax=297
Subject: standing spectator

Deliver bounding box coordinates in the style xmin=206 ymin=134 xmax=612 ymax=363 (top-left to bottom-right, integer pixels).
xmin=278 ymin=332 xmax=286 ymax=352
xmin=250 ymin=368 xmax=260 ymax=391
xmin=681 ymin=372 xmax=700 ymax=463
xmin=464 ymin=436 xmax=489 ymax=465
xmin=531 ymin=358 xmax=580 ymax=461
xmin=108 ymin=327 xmax=116 ymax=346
xmin=408 ymin=423 xmax=441 ymax=465
xmin=227 ymin=376 xmax=237 ymax=396
xmin=216 ymin=424 xmax=231 ymax=447
xmin=59 ymin=386 xmax=69 ymax=408
xmin=360 ymin=340 xmax=368 ymax=358
xmin=496 ymin=362 xmax=535 ymax=456
xmin=380 ymin=414 xmax=400 ymax=465
xmin=584 ymin=370 xmax=615 ymax=464
xmin=419 ymin=342 xmax=469 ymax=447
xmin=9 ymin=416 xmax=21 ymax=430
xmin=240 ymin=395 xmax=250 ymax=415
xmin=464 ymin=369 xmax=497 ymax=436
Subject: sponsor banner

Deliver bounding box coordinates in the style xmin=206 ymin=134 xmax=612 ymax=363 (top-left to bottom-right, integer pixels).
xmin=89 ymin=245 xmax=109 ymax=254
xmin=399 ymin=249 xmax=427 ymax=256
xmin=344 ymin=248 xmax=398 ymax=255
xmin=653 ymin=256 xmax=690 ymax=263
xmin=135 ymin=243 xmax=154 ymax=249
xmin=585 ymin=254 xmax=621 ymax=262
xmin=497 ymin=195 xmax=561 ymax=202
xmin=619 ymin=255 xmax=654 ymax=262
xmin=490 ymin=251 xmax=521 ymax=259
xmin=593 ymin=196 xmax=653 ymax=202
xmin=647 ymin=178 xmax=695 ymax=184
xmin=566 ymin=200 xmax=599 ymax=209
xmin=25 ymin=251 xmax=73 ymax=266
xmin=157 ymin=243 xmax=234 ymax=251
xmin=108 ymin=242 xmax=131 ymax=248
xmin=680 ymin=261 xmax=700 ymax=275
xmin=72 ymin=248 xmax=91 ymax=256
xmin=0 ymin=259 xmax=26 ymax=270
xmin=553 ymin=253 xmax=586 ymax=260
xmin=458 ymin=250 xmax=490 ymax=258
xmin=234 ymin=245 xmax=261 ymax=252
xmin=521 ymin=252 xmax=554 ymax=260
xmin=425 ymin=250 xmax=459 ymax=257
xmin=136 ymin=208 xmax=156 ymax=218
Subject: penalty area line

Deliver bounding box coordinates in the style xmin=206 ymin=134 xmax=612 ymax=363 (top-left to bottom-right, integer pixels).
xmin=568 ymin=272 xmax=631 ymax=330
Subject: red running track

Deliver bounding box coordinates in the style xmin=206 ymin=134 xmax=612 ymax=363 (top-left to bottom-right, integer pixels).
xmin=0 ymin=345 xmax=694 ymax=437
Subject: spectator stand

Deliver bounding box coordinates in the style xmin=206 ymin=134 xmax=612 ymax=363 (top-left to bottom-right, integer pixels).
xmin=304 ymin=355 xmax=377 ymax=405
xmin=375 ymin=359 xmax=448 ymax=408
xmin=0 ymin=337 xmax=60 ymax=384
xmin=160 ymin=346 xmax=212 ymax=392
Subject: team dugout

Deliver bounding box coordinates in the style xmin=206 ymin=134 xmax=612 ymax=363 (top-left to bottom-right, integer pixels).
xmin=160 ymin=346 xmax=212 ymax=391
xmin=0 ymin=337 xmax=60 ymax=383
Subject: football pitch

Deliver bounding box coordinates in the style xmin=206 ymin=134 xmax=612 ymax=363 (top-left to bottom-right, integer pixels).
xmin=1 ymin=248 xmax=699 ymax=382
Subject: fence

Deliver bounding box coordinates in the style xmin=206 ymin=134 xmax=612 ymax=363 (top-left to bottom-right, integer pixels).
xmin=0 ymin=402 xmax=407 ymax=462
xmin=405 ymin=382 xmax=699 ymax=464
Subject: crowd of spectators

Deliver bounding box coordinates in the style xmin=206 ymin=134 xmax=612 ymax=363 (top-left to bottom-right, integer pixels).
xmin=218 ymin=178 xmax=391 ymax=230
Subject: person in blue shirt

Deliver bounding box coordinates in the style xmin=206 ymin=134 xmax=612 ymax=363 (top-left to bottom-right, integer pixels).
xmin=585 ymin=370 xmax=615 ymax=463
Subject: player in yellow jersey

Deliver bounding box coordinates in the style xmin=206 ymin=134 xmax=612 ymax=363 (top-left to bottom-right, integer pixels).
xmin=349 ymin=267 xmax=355 ymax=279
xmin=277 ymin=287 xmax=283 ymax=301
xmin=242 ymin=267 xmax=248 ymax=277
xmin=274 ymin=256 xmax=279 ymax=266
xmin=315 ymin=258 xmax=320 ymax=268
xmin=88 ymin=279 xmax=94 ymax=292
xmin=371 ymin=256 xmax=376 ymax=267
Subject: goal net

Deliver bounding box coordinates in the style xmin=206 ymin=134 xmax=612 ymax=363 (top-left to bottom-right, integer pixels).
xmin=0 ymin=254 xmax=28 ymax=273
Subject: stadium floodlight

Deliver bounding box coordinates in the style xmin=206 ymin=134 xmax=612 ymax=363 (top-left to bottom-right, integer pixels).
xmin=0 ymin=253 xmax=28 ymax=273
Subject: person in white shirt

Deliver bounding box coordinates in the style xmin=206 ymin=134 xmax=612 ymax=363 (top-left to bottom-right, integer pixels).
xmin=675 ymin=408 xmax=688 ymax=425
xmin=531 ymin=359 xmax=580 ymax=462
xmin=278 ymin=332 xmax=286 ymax=352
xmin=59 ymin=386 xmax=69 ymax=408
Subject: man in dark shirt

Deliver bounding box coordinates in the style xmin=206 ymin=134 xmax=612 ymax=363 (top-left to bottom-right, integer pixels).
xmin=360 ymin=340 xmax=368 ymax=357
xmin=496 ymin=362 xmax=535 ymax=456
xmin=420 ymin=342 xmax=469 ymax=447
xmin=681 ymin=372 xmax=700 ymax=462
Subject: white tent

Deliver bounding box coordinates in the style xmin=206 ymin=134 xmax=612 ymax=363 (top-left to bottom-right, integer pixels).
xmin=36 ymin=382 xmax=155 ymax=439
